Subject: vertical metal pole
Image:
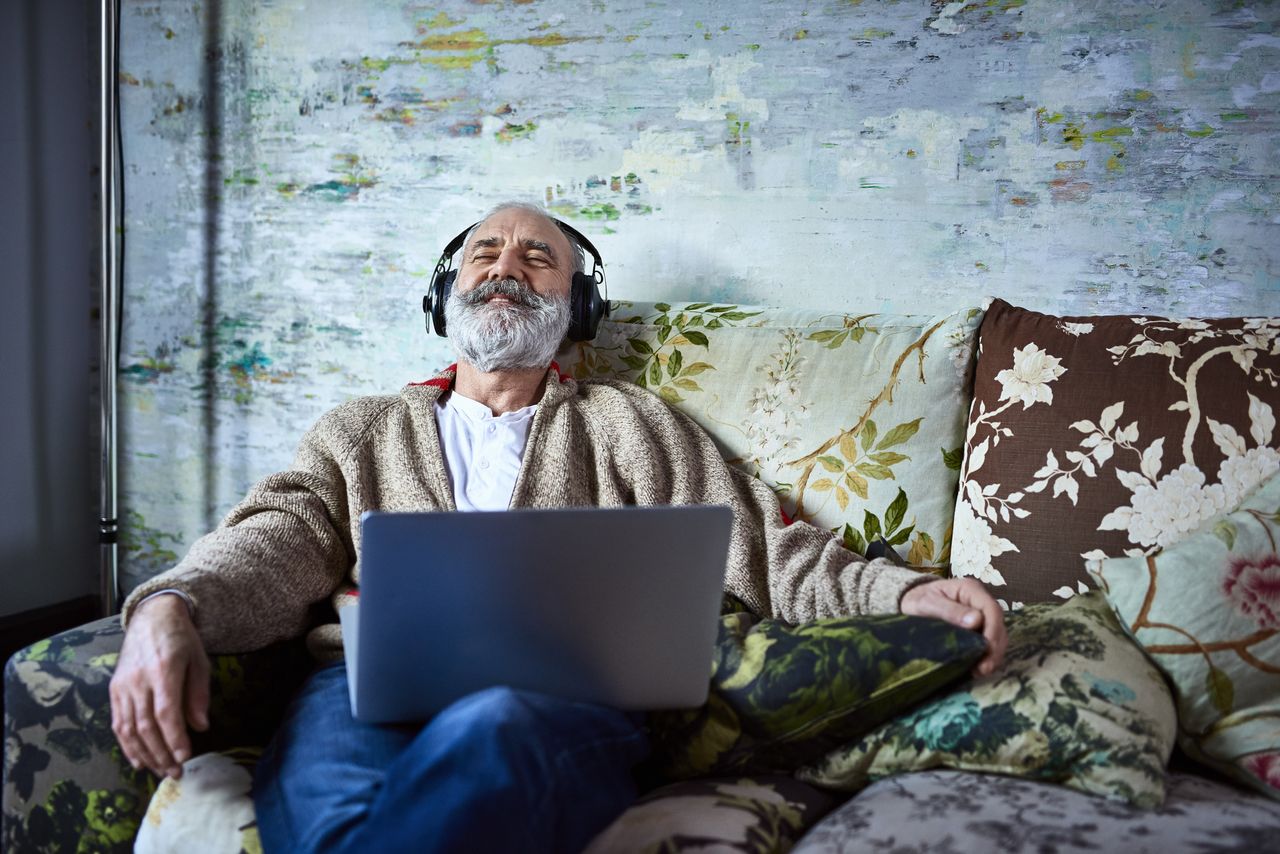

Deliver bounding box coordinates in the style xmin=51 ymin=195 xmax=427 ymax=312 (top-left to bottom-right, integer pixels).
xmin=99 ymin=0 xmax=121 ymax=616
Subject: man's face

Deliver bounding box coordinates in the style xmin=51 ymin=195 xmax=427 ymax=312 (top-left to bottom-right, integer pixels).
xmin=456 ymin=207 xmax=575 ymax=300
xmin=443 ymin=207 xmax=574 ymax=374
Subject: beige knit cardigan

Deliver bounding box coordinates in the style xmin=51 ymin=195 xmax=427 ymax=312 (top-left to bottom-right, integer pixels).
xmin=122 ymin=365 xmax=933 ymax=660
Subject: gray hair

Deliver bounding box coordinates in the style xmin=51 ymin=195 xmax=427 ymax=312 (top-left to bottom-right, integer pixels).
xmin=461 ymin=201 xmax=586 ymax=275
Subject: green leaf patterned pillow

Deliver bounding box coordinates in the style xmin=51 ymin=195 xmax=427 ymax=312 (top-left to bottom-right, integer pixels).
xmin=797 ymin=593 xmax=1178 ymax=808
xmin=560 ymin=302 xmax=984 ymax=569
xmin=645 ymin=606 xmax=987 ymax=780
xmin=1087 ymin=470 xmax=1280 ymax=800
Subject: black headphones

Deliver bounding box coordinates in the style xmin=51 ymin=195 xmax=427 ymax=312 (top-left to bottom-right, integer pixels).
xmin=422 ymin=216 xmax=609 ymax=342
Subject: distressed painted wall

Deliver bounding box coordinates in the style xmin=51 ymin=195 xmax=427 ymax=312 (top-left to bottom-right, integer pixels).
xmin=118 ymin=0 xmax=1280 ymax=591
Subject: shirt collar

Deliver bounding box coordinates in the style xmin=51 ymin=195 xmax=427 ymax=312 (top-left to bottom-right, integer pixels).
xmin=440 ymin=389 xmax=537 ymax=423
xmin=406 ymin=362 xmax=577 ymax=408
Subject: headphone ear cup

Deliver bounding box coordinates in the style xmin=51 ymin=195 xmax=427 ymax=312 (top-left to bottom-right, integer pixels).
xmin=425 ymin=269 xmax=454 ymax=337
xmin=568 ymin=272 xmax=587 ymax=341
xmin=567 ymin=271 xmax=606 ymax=341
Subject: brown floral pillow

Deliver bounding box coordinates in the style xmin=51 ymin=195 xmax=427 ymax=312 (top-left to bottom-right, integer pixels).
xmin=951 ymin=298 xmax=1280 ymax=607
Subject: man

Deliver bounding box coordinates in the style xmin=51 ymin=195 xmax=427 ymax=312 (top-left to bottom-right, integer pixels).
xmin=111 ymin=202 xmax=1007 ymax=853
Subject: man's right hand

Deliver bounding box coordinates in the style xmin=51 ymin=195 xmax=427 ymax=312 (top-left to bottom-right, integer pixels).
xmin=109 ymin=594 xmax=211 ymax=779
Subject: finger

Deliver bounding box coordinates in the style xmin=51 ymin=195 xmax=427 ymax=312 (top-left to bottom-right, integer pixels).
xmin=136 ymin=690 xmax=179 ymax=778
xmin=987 ymin=612 xmax=1009 ymax=673
xmin=983 ymin=604 xmax=1003 ymax=660
xmin=918 ymin=591 xmax=984 ymax=631
xmin=984 ymin=594 xmax=1008 ymax=649
xmin=977 ymin=601 xmax=1004 ymax=670
xmin=185 ymin=654 xmax=211 ymax=733
xmin=110 ymin=686 xmax=142 ymax=770
xmin=134 ymin=691 xmax=171 ymax=777
xmin=117 ymin=690 xmax=161 ymax=773
xmin=154 ymin=676 xmax=193 ymax=776
xmin=948 ymin=581 xmax=1004 ymax=675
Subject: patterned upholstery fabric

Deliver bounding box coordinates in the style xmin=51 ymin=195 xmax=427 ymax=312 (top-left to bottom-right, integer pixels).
xmin=133 ymin=761 xmax=839 ymax=854
xmin=952 ymin=298 xmax=1280 ymax=606
xmin=586 ymin=775 xmax=838 ymax=854
xmin=1088 ymin=470 xmax=1280 ymax=800
xmin=798 ymin=593 xmax=1178 ymax=808
xmin=2 ymin=617 xmax=309 ymax=853
xmin=561 ymin=301 xmax=984 ymax=566
xmin=648 ymin=607 xmax=985 ymax=779
xmin=134 ymin=751 xmax=260 ymax=854
xmin=792 ymin=768 xmax=1280 ymax=853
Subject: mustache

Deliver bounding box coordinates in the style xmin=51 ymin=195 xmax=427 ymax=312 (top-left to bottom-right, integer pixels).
xmin=457 ymin=278 xmax=547 ymax=309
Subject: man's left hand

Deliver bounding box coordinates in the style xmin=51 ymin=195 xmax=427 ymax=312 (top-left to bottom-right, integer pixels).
xmin=900 ymin=578 xmax=1007 ymax=677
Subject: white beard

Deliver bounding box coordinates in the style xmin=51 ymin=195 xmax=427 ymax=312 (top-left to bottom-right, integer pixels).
xmin=444 ymin=278 xmax=570 ymax=373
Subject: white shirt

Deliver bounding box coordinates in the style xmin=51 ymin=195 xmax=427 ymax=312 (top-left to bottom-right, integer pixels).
xmin=433 ymin=390 xmax=537 ymax=511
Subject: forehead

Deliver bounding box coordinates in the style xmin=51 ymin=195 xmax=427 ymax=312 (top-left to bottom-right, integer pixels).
xmin=466 ymin=208 xmax=570 ymax=255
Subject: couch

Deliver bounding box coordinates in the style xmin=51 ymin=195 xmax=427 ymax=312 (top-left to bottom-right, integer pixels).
xmin=5 ymin=298 xmax=1280 ymax=852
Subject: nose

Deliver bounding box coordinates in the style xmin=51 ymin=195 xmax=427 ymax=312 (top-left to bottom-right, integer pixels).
xmin=487 ymin=246 xmax=524 ymax=284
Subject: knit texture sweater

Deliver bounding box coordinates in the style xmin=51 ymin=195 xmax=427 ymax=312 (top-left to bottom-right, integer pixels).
xmin=122 ymin=364 xmax=934 ymax=660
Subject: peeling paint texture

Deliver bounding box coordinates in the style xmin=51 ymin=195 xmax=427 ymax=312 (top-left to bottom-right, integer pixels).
xmin=119 ymin=0 xmax=1280 ymax=590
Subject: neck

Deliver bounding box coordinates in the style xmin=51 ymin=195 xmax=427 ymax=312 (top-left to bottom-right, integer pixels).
xmin=453 ymin=362 xmax=549 ymax=414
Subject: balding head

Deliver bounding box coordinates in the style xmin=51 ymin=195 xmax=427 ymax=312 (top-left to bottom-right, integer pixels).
xmin=462 ymin=202 xmax=585 ymax=276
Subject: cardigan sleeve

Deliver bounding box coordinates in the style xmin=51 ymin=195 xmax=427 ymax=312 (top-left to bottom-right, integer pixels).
xmin=119 ymin=419 xmax=355 ymax=654
xmin=592 ymin=382 xmax=936 ymax=622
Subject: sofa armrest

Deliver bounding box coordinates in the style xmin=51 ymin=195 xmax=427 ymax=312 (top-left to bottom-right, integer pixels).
xmin=3 ymin=614 xmax=310 ymax=852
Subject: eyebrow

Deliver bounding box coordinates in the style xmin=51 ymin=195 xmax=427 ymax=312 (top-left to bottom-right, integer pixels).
xmin=469 ymin=236 xmax=559 ymax=262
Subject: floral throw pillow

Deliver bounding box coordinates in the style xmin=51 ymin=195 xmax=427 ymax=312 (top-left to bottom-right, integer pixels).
xmin=1087 ymin=470 xmax=1280 ymax=800
xmin=797 ymin=593 xmax=1178 ymax=809
xmin=559 ymin=301 xmax=983 ymax=568
xmin=952 ymin=298 xmax=1280 ymax=607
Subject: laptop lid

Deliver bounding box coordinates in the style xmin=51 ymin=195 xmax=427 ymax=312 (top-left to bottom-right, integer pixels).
xmin=350 ymin=505 xmax=733 ymax=723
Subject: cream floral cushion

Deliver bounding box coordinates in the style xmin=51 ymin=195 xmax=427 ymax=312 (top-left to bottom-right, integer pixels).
xmin=952 ymin=299 xmax=1280 ymax=606
xmin=561 ymin=301 xmax=984 ymax=567
xmin=796 ymin=593 xmax=1178 ymax=808
xmin=134 ymin=751 xmax=259 ymax=854
xmin=585 ymin=775 xmax=836 ymax=853
xmin=1088 ymin=470 xmax=1280 ymax=800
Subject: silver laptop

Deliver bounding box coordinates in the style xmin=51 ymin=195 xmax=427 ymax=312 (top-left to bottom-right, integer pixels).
xmin=341 ymin=505 xmax=733 ymax=723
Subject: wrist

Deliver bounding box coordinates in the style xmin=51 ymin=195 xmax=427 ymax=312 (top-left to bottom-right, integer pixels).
xmin=898 ymin=576 xmax=935 ymax=611
xmin=135 ymin=592 xmax=191 ymax=621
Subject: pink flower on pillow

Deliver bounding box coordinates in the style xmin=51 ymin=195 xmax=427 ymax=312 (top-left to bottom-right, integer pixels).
xmin=1243 ymin=751 xmax=1280 ymax=791
xmin=1223 ymin=554 xmax=1280 ymax=630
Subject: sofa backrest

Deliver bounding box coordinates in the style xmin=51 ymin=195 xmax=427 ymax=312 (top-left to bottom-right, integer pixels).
xmin=557 ymin=301 xmax=985 ymax=570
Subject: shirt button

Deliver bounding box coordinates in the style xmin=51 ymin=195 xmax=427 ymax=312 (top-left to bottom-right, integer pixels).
xmin=488 ymin=424 xmax=497 ymax=434
xmin=479 ymin=459 xmax=490 ymax=469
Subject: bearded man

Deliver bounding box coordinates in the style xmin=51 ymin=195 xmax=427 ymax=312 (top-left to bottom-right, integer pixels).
xmin=110 ymin=202 xmax=1007 ymax=853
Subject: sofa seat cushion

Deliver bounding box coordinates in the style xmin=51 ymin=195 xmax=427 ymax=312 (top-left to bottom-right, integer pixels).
xmin=585 ymin=775 xmax=838 ymax=853
xmin=138 ymin=755 xmax=837 ymax=854
xmin=791 ymin=769 xmax=1280 ymax=853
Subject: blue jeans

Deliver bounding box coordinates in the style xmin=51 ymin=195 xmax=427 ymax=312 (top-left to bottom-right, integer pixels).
xmin=251 ymin=662 xmax=651 ymax=854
